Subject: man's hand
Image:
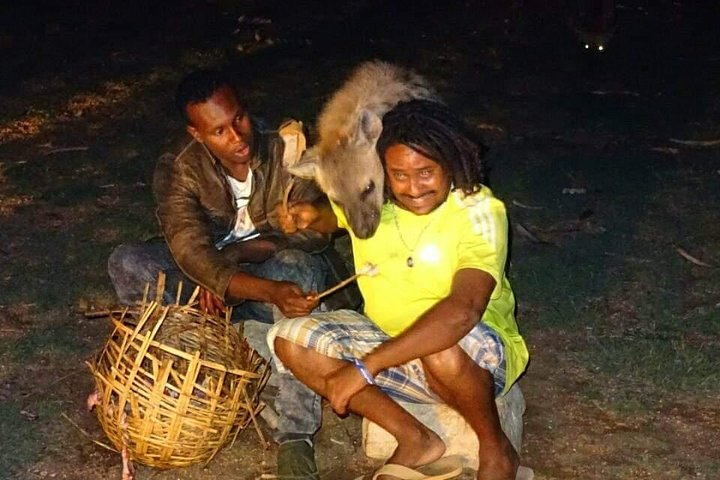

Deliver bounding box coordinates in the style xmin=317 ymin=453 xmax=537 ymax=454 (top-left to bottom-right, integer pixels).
xmin=324 ymin=362 xmax=370 ymax=416
xmin=199 ymin=287 xmax=227 ymax=317
xmin=270 ymin=281 xmax=320 ymax=318
xmin=277 ymin=202 xmax=320 ymax=234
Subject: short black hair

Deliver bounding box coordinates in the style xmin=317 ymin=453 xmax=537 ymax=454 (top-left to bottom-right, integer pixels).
xmin=376 ymin=100 xmax=488 ymax=195
xmin=174 ymin=69 xmax=233 ymax=125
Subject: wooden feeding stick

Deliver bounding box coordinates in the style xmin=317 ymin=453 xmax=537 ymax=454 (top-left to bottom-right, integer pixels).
xmin=316 ymin=262 xmax=379 ymax=299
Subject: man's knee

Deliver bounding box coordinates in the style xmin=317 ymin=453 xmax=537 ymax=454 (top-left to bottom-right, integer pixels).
xmin=274 ymin=248 xmax=313 ymax=263
xmin=108 ymin=244 xmax=143 ymax=305
xmin=271 ymin=315 xmax=337 ymax=368
xmin=277 ymin=249 xmax=327 ymax=275
xmin=108 ymin=243 xmax=142 ymax=290
xmin=108 ymin=243 xmax=132 ymax=277
xmin=267 ymin=249 xmax=328 ymax=290
xmin=108 ymin=243 xmax=151 ymax=277
xmin=273 ymin=336 xmax=295 ymax=365
xmin=421 ymin=345 xmax=470 ymax=378
xmin=107 ymin=242 xmax=169 ymax=304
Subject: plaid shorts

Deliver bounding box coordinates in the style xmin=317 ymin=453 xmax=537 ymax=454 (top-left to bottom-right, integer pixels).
xmin=268 ymin=309 xmax=506 ymax=403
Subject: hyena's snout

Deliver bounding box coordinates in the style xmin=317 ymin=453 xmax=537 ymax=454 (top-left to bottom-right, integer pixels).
xmin=349 ymin=207 xmax=381 ymax=239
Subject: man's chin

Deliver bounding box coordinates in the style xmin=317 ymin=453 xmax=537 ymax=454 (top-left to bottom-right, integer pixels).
xmin=228 ymin=153 xmax=253 ymax=165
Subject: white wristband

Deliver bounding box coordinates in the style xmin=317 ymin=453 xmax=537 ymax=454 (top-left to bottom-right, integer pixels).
xmin=351 ymin=358 xmax=376 ymax=385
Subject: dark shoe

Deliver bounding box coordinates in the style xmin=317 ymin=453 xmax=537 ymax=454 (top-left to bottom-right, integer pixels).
xmin=277 ymin=438 xmax=320 ymax=480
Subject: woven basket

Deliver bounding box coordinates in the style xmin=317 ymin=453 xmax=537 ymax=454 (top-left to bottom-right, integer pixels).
xmin=87 ymin=287 xmax=271 ymax=469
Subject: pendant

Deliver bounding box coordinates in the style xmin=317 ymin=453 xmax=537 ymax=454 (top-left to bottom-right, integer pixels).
xmin=406 ymin=256 xmax=414 ymax=268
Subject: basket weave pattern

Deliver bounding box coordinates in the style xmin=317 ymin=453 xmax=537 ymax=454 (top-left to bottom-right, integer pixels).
xmin=88 ymin=297 xmax=270 ymax=468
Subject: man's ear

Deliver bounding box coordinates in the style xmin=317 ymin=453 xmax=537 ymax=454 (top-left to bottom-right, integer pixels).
xmin=288 ymin=147 xmax=320 ymax=179
xmin=186 ymin=125 xmax=202 ymax=143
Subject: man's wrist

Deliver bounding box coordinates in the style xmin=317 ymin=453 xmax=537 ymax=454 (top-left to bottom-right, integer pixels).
xmin=351 ymin=358 xmax=376 ymax=385
xmin=362 ymin=354 xmax=382 ymax=378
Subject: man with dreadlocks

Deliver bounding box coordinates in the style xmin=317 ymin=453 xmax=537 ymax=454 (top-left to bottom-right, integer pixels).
xmin=274 ymin=99 xmax=529 ymax=480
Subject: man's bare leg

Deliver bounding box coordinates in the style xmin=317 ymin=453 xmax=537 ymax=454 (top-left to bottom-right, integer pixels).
xmin=422 ymin=345 xmax=518 ymax=480
xmin=274 ymin=338 xmax=446 ymax=473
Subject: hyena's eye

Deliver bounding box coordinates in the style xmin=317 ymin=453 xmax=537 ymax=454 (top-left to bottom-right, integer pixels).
xmin=361 ymin=181 xmax=375 ymax=199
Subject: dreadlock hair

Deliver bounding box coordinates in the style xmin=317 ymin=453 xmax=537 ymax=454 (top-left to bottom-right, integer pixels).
xmin=376 ymin=99 xmax=488 ymax=196
xmin=174 ymin=68 xmax=235 ymax=125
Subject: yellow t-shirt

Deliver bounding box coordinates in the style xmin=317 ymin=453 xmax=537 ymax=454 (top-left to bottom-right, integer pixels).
xmin=332 ymin=187 xmax=529 ymax=391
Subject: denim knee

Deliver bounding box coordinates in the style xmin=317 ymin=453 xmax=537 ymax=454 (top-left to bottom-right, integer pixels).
xmin=107 ymin=242 xmax=175 ymax=304
xmin=108 ymin=243 xmax=140 ymax=276
xmin=255 ymin=249 xmax=328 ymax=293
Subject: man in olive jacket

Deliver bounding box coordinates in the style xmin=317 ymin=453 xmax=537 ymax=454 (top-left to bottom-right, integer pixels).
xmin=108 ymin=69 xmax=346 ymax=479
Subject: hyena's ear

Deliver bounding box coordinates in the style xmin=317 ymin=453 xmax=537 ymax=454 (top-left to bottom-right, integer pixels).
xmin=288 ymin=146 xmax=321 ymax=179
xmin=353 ymin=109 xmax=383 ymax=145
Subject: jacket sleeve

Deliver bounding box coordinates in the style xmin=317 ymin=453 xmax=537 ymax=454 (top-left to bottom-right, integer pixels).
xmin=153 ymin=152 xmax=239 ymax=300
xmin=282 ymin=176 xmax=333 ymax=252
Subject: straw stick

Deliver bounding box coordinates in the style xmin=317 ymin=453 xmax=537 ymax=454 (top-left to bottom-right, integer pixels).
xmin=141 ymin=282 xmax=150 ymax=311
xmin=155 ymin=271 xmax=166 ymax=304
xmin=316 ymin=263 xmax=379 ymax=299
xmin=244 ymin=388 xmax=270 ymax=449
xmin=175 ymin=281 xmax=183 ymax=305
xmin=61 ymin=412 xmax=118 ymax=453
xmin=187 ymin=285 xmax=201 ymax=306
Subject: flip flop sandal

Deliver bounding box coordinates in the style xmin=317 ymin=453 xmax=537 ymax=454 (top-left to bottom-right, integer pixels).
xmin=371 ymin=455 xmax=464 ymax=480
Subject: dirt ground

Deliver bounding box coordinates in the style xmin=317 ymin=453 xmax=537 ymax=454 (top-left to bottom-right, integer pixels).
xmin=1 ymin=0 xmax=719 ymax=479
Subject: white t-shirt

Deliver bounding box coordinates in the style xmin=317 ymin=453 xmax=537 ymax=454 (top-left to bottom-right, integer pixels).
xmin=215 ymin=170 xmax=259 ymax=249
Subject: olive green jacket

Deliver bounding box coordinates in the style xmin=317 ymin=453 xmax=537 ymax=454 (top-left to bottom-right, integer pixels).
xmin=153 ymin=122 xmax=329 ymax=302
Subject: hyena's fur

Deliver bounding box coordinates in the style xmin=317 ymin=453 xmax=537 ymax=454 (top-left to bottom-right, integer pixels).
xmin=290 ymin=60 xmax=438 ymax=239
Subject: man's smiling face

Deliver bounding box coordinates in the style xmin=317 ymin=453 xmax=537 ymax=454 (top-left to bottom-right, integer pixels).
xmin=384 ymin=143 xmax=451 ymax=215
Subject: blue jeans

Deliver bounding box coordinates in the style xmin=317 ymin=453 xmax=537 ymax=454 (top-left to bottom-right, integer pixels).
xmin=107 ymin=240 xmax=324 ymax=443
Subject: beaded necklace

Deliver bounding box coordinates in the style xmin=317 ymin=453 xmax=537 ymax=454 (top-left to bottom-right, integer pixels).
xmin=391 ymin=202 xmax=443 ymax=267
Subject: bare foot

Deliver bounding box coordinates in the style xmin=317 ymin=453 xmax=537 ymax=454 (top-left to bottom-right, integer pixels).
xmin=376 ymin=427 xmax=446 ymax=480
xmin=475 ymin=438 xmax=519 ymax=480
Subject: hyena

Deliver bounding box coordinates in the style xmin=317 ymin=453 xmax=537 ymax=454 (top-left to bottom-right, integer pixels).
xmin=289 ymin=60 xmax=438 ymax=239
xmin=570 ymin=0 xmax=616 ymax=52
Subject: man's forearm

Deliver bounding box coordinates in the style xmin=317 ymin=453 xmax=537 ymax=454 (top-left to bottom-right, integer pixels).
xmin=224 ymin=271 xmax=280 ymax=305
xmin=363 ymin=268 xmax=496 ymax=376
xmin=221 ymin=238 xmax=281 ymax=264
xmin=363 ymin=298 xmax=480 ymax=376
